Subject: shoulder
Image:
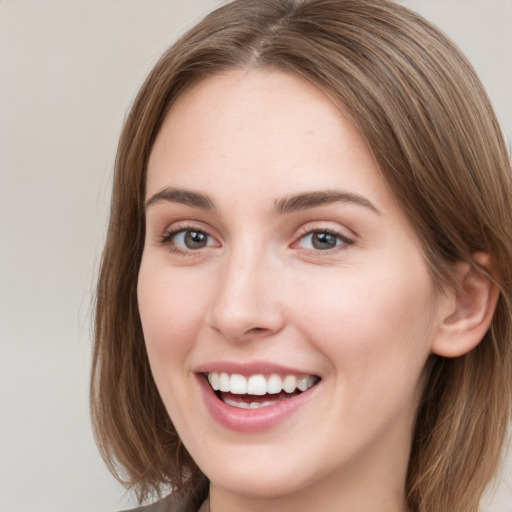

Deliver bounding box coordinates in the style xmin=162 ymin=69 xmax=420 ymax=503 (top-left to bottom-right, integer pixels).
xmin=119 ymin=494 xmax=208 ymax=512
xmin=118 ymin=494 xmax=176 ymax=512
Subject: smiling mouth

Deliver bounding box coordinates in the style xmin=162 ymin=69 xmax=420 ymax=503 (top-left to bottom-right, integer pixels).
xmin=205 ymin=372 xmax=320 ymax=409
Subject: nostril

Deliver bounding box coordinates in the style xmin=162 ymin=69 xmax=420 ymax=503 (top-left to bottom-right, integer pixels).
xmin=247 ymin=327 xmax=265 ymax=334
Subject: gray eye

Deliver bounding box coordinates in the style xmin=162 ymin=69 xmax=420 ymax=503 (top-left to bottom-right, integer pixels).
xmin=298 ymin=231 xmax=344 ymax=251
xmin=174 ymin=230 xmax=210 ymax=249
xmin=186 ymin=231 xmax=208 ymax=248
xmin=310 ymin=232 xmax=339 ymax=250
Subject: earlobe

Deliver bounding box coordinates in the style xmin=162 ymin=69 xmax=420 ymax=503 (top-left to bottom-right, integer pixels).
xmin=431 ymin=253 xmax=500 ymax=358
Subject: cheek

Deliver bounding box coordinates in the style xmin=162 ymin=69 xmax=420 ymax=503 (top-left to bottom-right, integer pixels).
xmin=137 ymin=260 xmax=208 ymax=363
xmin=293 ymin=259 xmax=437 ymax=387
xmin=136 ymin=260 xmax=212 ymax=424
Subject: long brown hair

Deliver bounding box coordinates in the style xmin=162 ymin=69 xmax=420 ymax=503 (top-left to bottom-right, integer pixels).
xmin=91 ymin=1 xmax=512 ymax=510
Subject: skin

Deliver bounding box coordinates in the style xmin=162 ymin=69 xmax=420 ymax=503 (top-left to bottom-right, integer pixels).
xmin=137 ymin=69 xmax=456 ymax=512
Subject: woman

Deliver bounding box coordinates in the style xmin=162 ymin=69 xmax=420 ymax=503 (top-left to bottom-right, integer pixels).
xmin=90 ymin=1 xmax=512 ymax=511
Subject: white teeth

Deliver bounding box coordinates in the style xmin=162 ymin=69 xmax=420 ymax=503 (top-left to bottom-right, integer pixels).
xmin=297 ymin=376 xmax=316 ymax=392
xmin=247 ymin=375 xmax=267 ymax=395
xmin=267 ymin=374 xmax=282 ymax=394
xmin=219 ymin=372 xmax=230 ymax=392
xmin=208 ymin=372 xmax=220 ymax=390
xmin=224 ymin=398 xmax=250 ymax=409
xmin=283 ymin=375 xmax=298 ymax=393
xmin=206 ymin=372 xmax=318 ymax=395
xmin=230 ymin=374 xmax=247 ymax=394
xmin=224 ymin=398 xmax=276 ymax=409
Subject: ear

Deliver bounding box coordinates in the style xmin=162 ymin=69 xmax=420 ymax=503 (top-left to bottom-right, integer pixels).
xmin=431 ymin=253 xmax=500 ymax=358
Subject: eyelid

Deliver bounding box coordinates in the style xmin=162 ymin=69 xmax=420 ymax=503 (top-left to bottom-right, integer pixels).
xmin=157 ymin=221 xmax=221 ymax=254
xmin=291 ymin=223 xmax=355 ymax=253
xmin=154 ymin=220 xmax=355 ymax=257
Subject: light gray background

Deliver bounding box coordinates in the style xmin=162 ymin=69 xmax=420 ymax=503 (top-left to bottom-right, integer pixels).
xmin=0 ymin=1 xmax=511 ymax=511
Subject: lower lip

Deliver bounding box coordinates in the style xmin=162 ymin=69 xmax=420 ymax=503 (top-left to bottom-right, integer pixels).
xmin=197 ymin=375 xmax=318 ymax=432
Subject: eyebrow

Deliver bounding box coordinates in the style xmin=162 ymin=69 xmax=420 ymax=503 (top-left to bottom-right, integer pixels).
xmin=145 ymin=187 xmax=215 ymax=211
xmin=144 ymin=187 xmax=380 ymax=215
xmin=273 ymin=190 xmax=380 ymax=215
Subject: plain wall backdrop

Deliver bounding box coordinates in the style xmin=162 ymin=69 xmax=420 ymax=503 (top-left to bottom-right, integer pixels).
xmin=0 ymin=1 xmax=510 ymax=511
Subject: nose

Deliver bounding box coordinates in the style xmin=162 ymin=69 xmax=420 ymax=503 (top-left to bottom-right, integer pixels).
xmin=206 ymin=246 xmax=285 ymax=342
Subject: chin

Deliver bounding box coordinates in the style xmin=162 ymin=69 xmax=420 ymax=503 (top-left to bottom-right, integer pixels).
xmin=208 ymin=467 xmax=311 ymax=500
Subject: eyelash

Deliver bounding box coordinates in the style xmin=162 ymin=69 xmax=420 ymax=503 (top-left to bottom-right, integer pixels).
xmin=293 ymin=227 xmax=354 ymax=255
xmin=158 ymin=224 xmax=354 ymax=256
xmin=158 ymin=223 xmax=215 ymax=256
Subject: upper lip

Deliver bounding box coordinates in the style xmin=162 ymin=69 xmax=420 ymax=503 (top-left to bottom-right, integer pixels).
xmin=193 ymin=360 xmax=319 ymax=377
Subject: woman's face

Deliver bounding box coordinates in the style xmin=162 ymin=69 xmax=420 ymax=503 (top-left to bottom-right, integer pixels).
xmin=138 ymin=69 xmax=445 ymax=508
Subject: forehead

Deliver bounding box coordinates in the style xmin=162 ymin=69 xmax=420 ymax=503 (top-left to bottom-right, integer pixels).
xmin=147 ymin=69 xmax=389 ymax=202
